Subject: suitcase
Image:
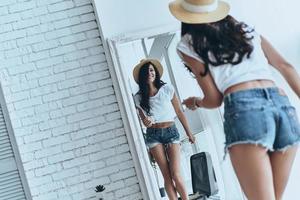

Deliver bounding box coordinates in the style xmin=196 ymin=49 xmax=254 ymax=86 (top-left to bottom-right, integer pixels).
xmin=190 ymin=152 xmax=219 ymax=197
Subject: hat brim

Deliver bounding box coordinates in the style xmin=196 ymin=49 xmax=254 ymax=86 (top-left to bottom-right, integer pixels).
xmin=133 ymin=59 xmax=164 ymax=84
xmin=169 ymin=0 xmax=230 ymax=24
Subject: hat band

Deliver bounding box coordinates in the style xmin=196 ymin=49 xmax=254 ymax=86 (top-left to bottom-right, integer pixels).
xmin=181 ymin=0 xmax=218 ymax=13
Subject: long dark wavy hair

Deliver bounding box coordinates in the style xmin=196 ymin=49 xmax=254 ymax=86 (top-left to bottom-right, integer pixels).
xmin=181 ymin=15 xmax=254 ymax=76
xmin=137 ymin=62 xmax=165 ymax=115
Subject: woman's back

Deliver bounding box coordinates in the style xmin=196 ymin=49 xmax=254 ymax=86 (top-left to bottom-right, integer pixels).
xmin=177 ymin=29 xmax=275 ymax=93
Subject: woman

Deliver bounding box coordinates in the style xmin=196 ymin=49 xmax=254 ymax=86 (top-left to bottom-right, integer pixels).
xmin=169 ymin=0 xmax=300 ymax=199
xmin=133 ymin=58 xmax=195 ymax=200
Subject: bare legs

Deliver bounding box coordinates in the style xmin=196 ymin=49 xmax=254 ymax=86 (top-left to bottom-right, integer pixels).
xmin=150 ymin=144 xmax=188 ymax=200
xmin=150 ymin=144 xmax=177 ymax=200
xmin=270 ymin=146 xmax=298 ymax=200
xmin=229 ymin=144 xmax=298 ymax=200
xmin=229 ymin=144 xmax=275 ymax=200
xmin=167 ymin=144 xmax=189 ymax=200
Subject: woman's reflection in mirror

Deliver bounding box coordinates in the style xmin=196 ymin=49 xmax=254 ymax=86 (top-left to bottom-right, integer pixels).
xmin=133 ymin=59 xmax=195 ymax=200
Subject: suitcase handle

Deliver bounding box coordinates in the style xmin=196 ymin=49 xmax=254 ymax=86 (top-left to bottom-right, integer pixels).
xmin=193 ymin=140 xmax=200 ymax=153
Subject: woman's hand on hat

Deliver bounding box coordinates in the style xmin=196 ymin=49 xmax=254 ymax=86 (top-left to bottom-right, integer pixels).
xmin=182 ymin=96 xmax=202 ymax=110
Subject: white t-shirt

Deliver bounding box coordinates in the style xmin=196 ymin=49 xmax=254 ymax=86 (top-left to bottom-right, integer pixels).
xmin=176 ymin=30 xmax=275 ymax=93
xmin=134 ymin=84 xmax=177 ymax=123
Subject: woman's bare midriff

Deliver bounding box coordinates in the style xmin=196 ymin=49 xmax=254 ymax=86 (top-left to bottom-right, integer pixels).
xmin=224 ymin=80 xmax=276 ymax=96
xmin=151 ymin=121 xmax=174 ymax=128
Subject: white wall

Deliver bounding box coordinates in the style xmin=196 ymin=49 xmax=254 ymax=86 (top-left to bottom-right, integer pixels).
xmin=93 ymin=0 xmax=178 ymax=38
xmin=0 ymin=0 xmax=142 ymax=199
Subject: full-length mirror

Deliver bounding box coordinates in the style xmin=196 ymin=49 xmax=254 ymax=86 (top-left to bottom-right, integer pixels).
xmin=107 ymin=29 xmax=244 ymax=200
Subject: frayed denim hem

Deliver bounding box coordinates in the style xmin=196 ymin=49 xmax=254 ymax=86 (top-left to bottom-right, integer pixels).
xmin=147 ymin=142 xmax=160 ymax=149
xmin=147 ymin=140 xmax=180 ymax=149
xmin=223 ymin=140 xmax=274 ymax=161
xmin=274 ymin=140 xmax=300 ymax=153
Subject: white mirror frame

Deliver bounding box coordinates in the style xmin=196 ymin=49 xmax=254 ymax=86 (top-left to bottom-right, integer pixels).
xmin=106 ymin=27 xmax=178 ymax=200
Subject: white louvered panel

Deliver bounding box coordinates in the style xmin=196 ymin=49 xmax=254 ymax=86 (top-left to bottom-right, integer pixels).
xmin=0 ymin=105 xmax=27 ymax=200
xmin=0 ymin=127 xmax=6 ymax=133
xmin=0 ymin=120 xmax=5 ymax=126
xmin=0 ymin=184 xmax=26 ymax=200
xmin=0 ymin=134 xmax=9 ymax=145
xmin=0 ymin=168 xmax=26 ymax=200
xmin=0 ymin=174 xmax=23 ymax=191
xmin=0 ymin=170 xmax=26 ymax=200
xmin=0 ymin=124 xmax=5 ymax=130
xmin=0 ymin=128 xmax=8 ymax=136
xmin=0 ymin=157 xmax=17 ymax=174
xmin=0 ymin=127 xmax=8 ymax=135
xmin=0 ymin=171 xmax=20 ymax=188
xmin=0 ymin=134 xmax=14 ymax=160
xmin=0 ymin=106 xmax=13 ymax=161
xmin=0 ymin=132 xmax=9 ymax=139
xmin=0 ymin=150 xmax=14 ymax=160
xmin=0 ymin=171 xmax=19 ymax=186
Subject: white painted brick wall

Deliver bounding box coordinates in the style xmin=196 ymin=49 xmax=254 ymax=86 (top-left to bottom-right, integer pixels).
xmin=0 ymin=0 xmax=142 ymax=199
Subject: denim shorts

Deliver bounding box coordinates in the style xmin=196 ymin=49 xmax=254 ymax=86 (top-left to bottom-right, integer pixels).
xmin=145 ymin=124 xmax=180 ymax=148
xmin=223 ymin=87 xmax=300 ymax=155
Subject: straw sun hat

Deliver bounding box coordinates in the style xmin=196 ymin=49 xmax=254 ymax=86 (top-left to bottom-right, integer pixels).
xmin=169 ymin=0 xmax=230 ymax=24
xmin=133 ymin=59 xmax=163 ymax=84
